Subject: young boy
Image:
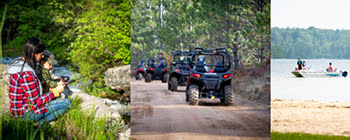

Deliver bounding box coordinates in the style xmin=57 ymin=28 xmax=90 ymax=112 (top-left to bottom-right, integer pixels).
xmin=38 ymin=51 xmax=65 ymax=98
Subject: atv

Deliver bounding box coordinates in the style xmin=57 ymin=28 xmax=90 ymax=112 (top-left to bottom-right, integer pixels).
xmin=185 ymin=48 xmax=234 ymax=106
xmin=168 ymin=50 xmax=194 ymax=91
xmin=145 ymin=56 xmax=168 ymax=83
xmin=135 ymin=60 xmax=147 ymax=80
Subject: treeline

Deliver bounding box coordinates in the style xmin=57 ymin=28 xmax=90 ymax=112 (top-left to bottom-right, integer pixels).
xmin=131 ymin=0 xmax=270 ymax=70
xmin=1 ymin=0 xmax=130 ymax=95
xmin=271 ymin=27 xmax=350 ymax=59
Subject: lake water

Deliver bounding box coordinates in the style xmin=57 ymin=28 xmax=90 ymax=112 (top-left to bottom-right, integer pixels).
xmin=272 ymin=59 xmax=350 ymax=102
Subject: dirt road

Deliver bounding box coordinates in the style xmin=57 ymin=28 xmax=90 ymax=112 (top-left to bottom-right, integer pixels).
xmin=131 ymin=79 xmax=270 ymax=140
xmin=272 ymin=99 xmax=350 ymax=136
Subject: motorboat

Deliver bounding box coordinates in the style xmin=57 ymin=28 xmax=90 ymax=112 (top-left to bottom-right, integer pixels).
xmin=292 ymin=70 xmax=347 ymax=78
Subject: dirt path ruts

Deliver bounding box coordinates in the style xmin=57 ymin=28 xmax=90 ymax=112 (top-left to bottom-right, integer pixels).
xmin=131 ymin=79 xmax=270 ymax=140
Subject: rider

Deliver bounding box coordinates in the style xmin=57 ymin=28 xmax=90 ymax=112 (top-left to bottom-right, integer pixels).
xmin=297 ymin=57 xmax=302 ymax=70
xmin=158 ymin=60 xmax=166 ymax=68
xmin=302 ymin=60 xmax=306 ymax=70
xmin=198 ymin=56 xmax=209 ymax=72
xmin=326 ymin=62 xmax=334 ymax=72
xmin=149 ymin=57 xmax=156 ymax=67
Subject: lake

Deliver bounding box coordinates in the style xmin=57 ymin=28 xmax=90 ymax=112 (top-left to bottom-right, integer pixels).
xmin=272 ymin=59 xmax=350 ymax=102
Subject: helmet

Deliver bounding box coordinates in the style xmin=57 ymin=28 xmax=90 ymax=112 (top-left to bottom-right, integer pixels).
xmin=180 ymin=56 xmax=184 ymax=61
xmin=198 ymin=56 xmax=205 ymax=62
xmin=41 ymin=50 xmax=58 ymax=66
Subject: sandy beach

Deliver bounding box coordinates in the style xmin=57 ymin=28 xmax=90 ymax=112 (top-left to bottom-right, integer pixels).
xmin=272 ymin=98 xmax=350 ymax=136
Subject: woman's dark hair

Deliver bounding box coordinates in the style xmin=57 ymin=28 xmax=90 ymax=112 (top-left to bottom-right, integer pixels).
xmin=23 ymin=37 xmax=46 ymax=72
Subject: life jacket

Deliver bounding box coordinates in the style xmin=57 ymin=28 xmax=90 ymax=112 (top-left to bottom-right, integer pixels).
xmin=329 ymin=66 xmax=334 ymax=72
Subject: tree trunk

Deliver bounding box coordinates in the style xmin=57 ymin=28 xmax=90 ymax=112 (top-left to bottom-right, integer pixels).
xmin=259 ymin=0 xmax=265 ymax=63
xmin=225 ymin=1 xmax=239 ymax=70
xmin=260 ymin=39 xmax=265 ymax=63
xmin=158 ymin=0 xmax=163 ymax=54
xmin=232 ymin=43 xmax=239 ymax=70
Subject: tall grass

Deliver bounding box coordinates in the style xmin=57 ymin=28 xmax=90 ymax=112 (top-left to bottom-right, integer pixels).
xmin=2 ymin=97 xmax=127 ymax=139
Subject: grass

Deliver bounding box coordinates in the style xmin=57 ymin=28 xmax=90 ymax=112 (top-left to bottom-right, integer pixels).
xmin=271 ymin=132 xmax=350 ymax=140
xmin=2 ymin=97 xmax=128 ymax=140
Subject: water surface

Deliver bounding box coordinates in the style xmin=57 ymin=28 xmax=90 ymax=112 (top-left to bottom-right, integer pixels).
xmin=272 ymin=59 xmax=350 ymax=102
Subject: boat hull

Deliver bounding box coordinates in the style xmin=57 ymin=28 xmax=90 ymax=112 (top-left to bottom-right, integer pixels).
xmin=292 ymin=71 xmax=342 ymax=78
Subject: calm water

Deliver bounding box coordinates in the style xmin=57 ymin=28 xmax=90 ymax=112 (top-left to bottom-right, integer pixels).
xmin=272 ymin=59 xmax=350 ymax=102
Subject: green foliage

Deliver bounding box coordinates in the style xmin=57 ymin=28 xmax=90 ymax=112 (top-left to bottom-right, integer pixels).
xmin=1 ymin=0 xmax=130 ymax=96
xmin=2 ymin=97 xmax=125 ymax=139
xmin=272 ymin=27 xmax=350 ymax=59
xmin=63 ymin=0 xmax=130 ymax=94
xmin=131 ymin=0 xmax=270 ymax=69
xmin=1 ymin=0 xmax=67 ymax=59
xmin=271 ymin=132 xmax=350 ymax=140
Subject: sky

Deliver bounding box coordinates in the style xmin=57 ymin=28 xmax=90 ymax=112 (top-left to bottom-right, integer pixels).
xmin=272 ymin=0 xmax=350 ymax=30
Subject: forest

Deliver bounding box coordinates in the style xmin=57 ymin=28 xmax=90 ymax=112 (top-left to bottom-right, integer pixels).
xmin=271 ymin=27 xmax=350 ymax=59
xmin=131 ymin=0 xmax=270 ymax=70
xmin=1 ymin=0 xmax=130 ymax=95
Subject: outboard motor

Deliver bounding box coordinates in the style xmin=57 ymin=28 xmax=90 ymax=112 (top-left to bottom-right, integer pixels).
xmin=342 ymin=71 xmax=348 ymax=77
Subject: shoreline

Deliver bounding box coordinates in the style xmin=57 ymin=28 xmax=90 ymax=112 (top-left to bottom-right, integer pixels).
xmin=272 ymin=98 xmax=350 ymax=136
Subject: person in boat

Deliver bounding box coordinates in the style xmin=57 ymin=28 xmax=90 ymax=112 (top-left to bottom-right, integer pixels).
xmin=297 ymin=57 xmax=303 ymax=70
xmin=326 ymin=62 xmax=334 ymax=72
xmin=302 ymin=60 xmax=306 ymax=70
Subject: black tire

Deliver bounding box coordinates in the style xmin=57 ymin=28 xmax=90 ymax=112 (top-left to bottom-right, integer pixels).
xmin=168 ymin=80 xmax=171 ymax=90
xmin=138 ymin=73 xmax=143 ymax=80
xmin=189 ymin=85 xmax=199 ymax=105
xmin=170 ymin=77 xmax=178 ymax=91
xmin=224 ymin=85 xmax=234 ymax=105
xmin=135 ymin=74 xmax=139 ymax=80
xmin=162 ymin=73 xmax=167 ymax=83
xmin=145 ymin=73 xmax=152 ymax=83
xmin=185 ymin=87 xmax=189 ymax=102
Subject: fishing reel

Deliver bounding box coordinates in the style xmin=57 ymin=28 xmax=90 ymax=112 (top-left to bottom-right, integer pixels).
xmin=61 ymin=76 xmax=70 ymax=83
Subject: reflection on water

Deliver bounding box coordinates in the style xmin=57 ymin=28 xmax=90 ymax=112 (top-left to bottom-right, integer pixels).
xmin=272 ymin=59 xmax=350 ymax=102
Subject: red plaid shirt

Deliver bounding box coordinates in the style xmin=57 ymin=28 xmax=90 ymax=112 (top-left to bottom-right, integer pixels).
xmin=9 ymin=71 xmax=54 ymax=118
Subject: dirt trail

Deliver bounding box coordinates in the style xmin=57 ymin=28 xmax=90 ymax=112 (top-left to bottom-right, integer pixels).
xmin=131 ymin=79 xmax=270 ymax=140
xmin=272 ymin=99 xmax=350 ymax=136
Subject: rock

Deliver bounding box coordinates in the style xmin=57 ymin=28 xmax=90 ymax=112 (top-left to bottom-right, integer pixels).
xmin=1 ymin=64 xmax=9 ymax=83
xmin=104 ymin=65 xmax=130 ymax=91
xmin=71 ymin=92 xmax=121 ymax=120
xmin=1 ymin=64 xmax=10 ymax=114
xmin=118 ymin=128 xmax=131 ymax=140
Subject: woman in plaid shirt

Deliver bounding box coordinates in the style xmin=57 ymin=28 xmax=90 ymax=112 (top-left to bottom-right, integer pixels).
xmin=7 ymin=37 xmax=71 ymax=125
